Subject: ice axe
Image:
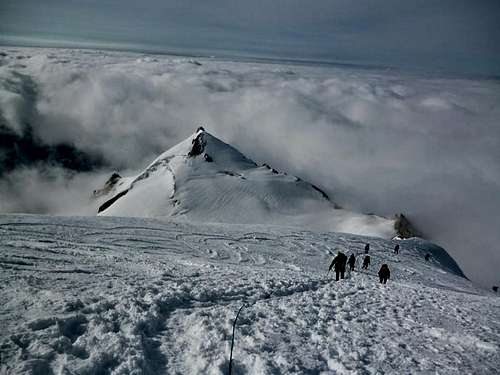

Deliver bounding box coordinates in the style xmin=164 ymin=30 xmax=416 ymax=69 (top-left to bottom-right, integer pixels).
xmin=228 ymin=303 xmax=246 ymax=375
xmin=326 ymin=263 xmax=332 ymax=277
xmin=326 ymin=255 xmax=335 ymax=278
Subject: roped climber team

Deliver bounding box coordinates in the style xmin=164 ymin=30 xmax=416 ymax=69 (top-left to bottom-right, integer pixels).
xmin=328 ymin=242 xmax=420 ymax=284
xmin=328 ymin=242 xmax=434 ymax=284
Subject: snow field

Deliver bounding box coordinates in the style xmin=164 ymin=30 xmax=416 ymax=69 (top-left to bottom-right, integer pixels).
xmin=0 ymin=215 xmax=499 ymax=374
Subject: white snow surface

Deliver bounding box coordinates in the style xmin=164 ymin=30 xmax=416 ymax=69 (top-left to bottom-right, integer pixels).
xmin=1 ymin=214 xmax=498 ymax=374
xmin=97 ymin=130 xmax=395 ymax=239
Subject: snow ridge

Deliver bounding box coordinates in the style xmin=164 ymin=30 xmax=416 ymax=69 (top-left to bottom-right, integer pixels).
xmin=0 ymin=215 xmax=497 ymax=374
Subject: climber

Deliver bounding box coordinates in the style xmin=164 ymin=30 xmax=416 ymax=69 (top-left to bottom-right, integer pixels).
xmin=364 ymin=243 xmax=370 ymax=254
xmin=362 ymin=255 xmax=371 ymax=269
xmin=378 ymin=264 xmax=391 ymax=284
xmin=348 ymin=254 xmax=356 ymax=272
xmin=394 ymin=244 xmax=400 ymax=254
xmin=329 ymin=251 xmax=348 ymax=281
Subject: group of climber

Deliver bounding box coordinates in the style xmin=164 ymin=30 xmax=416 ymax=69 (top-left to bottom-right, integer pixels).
xmin=328 ymin=243 xmax=396 ymax=284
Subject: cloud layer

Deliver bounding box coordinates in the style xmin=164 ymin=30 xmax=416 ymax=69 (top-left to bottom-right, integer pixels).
xmin=1 ymin=47 xmax=499 ymax=287
xmin=1 ymin=0 xmax=500 ymax=76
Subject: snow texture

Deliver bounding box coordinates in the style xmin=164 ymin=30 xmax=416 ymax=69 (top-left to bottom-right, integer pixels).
xmin=1 ymin=214 xmax=498 ymax=374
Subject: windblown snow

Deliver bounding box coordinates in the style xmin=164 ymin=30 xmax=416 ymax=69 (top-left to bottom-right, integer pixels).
xmin=1 ymin=214 xmax=498 ymax=374
xmin=96 ymin=129 xmax=395 ymax=239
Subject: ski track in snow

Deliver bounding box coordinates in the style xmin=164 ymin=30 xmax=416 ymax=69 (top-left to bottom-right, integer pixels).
xmin=0 ymin=215 xmax=499 ymax=374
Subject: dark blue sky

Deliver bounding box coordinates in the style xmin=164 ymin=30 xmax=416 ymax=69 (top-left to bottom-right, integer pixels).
xmin=1 ymin=0 xmax=500 ymax=75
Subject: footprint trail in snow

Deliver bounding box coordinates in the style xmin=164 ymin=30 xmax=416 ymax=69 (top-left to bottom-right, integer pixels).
xmin=0 ymin=215 xmax=498 ymax=374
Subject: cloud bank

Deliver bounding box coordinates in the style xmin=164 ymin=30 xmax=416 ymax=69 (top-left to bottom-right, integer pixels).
xmin=1 ymin=47 xmax=499 ymax=287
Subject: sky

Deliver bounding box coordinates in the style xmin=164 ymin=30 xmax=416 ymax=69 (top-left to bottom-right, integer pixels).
xmin=1 ymin=0 xmax=500 ymax=76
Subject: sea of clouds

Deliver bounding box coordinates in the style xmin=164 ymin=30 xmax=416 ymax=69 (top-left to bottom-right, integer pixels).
xmin=1 ymin=47 xmax=499 ymax=287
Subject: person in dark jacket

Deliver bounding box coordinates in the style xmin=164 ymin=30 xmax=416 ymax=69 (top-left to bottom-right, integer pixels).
xmin=425 ymin=253 xmax=431 ymax=261
xmin=364 ymin=243 xmax=370 ymax=254
xmin=329 ymin=251 xmax=348 ymax=281
xmin=348 ymin=254 xmax=356 ymax=271
xmin=378 ymin=264 xmax=390 ymax=284
xmin=394 ymin=244 xmax=400 ymax=254
xmin=362 ymin=255 xmax=370 ymax=269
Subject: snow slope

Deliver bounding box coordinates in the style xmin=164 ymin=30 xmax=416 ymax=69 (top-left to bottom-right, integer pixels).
xmin=1 ymin=214 xmax=498 ymax=374
xmin=96 ymin=129 xmax=395 ymax=238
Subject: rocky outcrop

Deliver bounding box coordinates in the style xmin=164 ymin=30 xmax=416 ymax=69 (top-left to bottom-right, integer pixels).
xmin=1 ymin=123 xmax=103 ymax=177
xmin=311 ymin=184 xmax=330 ymax=201
xmin=188 ymin=131 xmax=206 ymax=157
xmin=394 ymin=213 xmax=420 ymax=239
xmin=93 ymin=172 xmax=121 ymax=198
xmin=262 ymin=163 xmax=279 ymax=174
xmin=98 ymin=189 xmax=128 ymax=213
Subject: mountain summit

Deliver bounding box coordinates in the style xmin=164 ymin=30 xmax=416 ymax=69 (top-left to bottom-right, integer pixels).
xmin=95 ymin=128 xmax=397 ymax=237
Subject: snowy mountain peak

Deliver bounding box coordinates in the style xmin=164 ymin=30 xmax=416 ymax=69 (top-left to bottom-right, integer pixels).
xmin=94 ymin=128 xmax=398 ymax=238
xmin=145 ymin=127 xmax=257 ymax=172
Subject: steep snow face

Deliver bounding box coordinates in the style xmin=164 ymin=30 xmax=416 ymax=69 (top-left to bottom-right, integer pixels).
xmin=97 ymin=129 xmax=395 ymax=238
xmin=0 ymin=215 xmax=498 ymax=374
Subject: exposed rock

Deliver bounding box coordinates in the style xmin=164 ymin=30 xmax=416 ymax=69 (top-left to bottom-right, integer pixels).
xmin=189 ymin=59 xmax=202 ymax=66
xmin=394 ymin=213 xmax=420 ymax=239
xmin=93 ymin=172 xmax=121 ymax=198
xmin=0 ymin=122 xmax=104 ymax=177
xmin=220 ymin=171 xmax=246 ymax=179
xmin=188 ymin=132 xmax=206 ymax=157
xmin=262 ymin=163 xmax=279 ymax=174
xmin=311 ymin=184 xmax=330 ymax=201
xmin=98 ymin=190 xmax=129 ymax=213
